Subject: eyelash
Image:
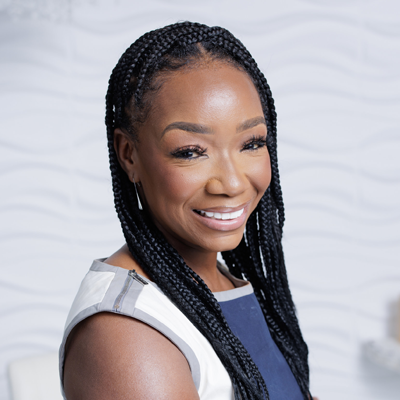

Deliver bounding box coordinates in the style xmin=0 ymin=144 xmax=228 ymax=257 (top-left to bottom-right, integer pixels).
xmin=241 ymin=135 xmax=268 ymax=151
xmin=170 ymin=135 xmax=268 ymax=160
xmin=170 ymin=145 xmax=207 ymax=160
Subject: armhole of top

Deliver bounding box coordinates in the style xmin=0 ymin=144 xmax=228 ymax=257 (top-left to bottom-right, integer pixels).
xmin=131 ymin=307 xmax=201 ymax=390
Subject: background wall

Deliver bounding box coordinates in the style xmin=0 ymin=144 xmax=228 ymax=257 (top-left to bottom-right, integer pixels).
xmin=1 ymin=0 xmax=400 ymax=399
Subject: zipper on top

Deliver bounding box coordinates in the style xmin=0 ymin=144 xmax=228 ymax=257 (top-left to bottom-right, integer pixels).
xmin=113 ymin=269 xmax=148 ymax=311
xmin=128 ymin=269 xmax=148 ymax=285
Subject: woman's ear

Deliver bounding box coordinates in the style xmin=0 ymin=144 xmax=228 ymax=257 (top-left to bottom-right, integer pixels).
xmin=113 ymin=128 xmax=138 ymax=182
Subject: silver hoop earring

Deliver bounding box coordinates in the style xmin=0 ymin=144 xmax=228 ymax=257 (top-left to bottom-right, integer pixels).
xmin=133 ymin=181 xmax=143 ymax=211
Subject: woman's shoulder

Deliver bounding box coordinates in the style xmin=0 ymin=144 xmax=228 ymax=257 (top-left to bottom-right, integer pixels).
xmin=63 ymin=310 xmax=199 ymax=400
xmin=62 ymin=248 xmax=199 ymax=399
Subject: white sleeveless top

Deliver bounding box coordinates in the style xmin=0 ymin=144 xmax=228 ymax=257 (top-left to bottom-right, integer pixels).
xmin=59 ymin=259 xmax=252 ymax=399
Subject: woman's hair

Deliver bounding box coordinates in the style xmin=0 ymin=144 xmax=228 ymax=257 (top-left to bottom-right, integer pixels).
xmin=105 ymin=21 xmax=310 ymax=400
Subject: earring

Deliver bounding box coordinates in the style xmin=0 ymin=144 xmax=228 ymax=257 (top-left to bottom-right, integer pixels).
xmin=133 ymin=181 xmax=143 ymax=211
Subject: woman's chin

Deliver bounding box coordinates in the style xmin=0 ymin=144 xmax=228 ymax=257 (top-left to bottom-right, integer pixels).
xmin=200 ymin=233 xmax=244 ymax=254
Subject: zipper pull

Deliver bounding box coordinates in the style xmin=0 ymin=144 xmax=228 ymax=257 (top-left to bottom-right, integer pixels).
xmin=128 ymin=269 xmax=148 ymax=285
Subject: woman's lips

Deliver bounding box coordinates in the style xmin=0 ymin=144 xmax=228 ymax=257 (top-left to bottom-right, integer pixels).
xmin=193 ymin=203 xmax=249 ymax=231
xmin=194 ymin=208 xmax=244 ymax=220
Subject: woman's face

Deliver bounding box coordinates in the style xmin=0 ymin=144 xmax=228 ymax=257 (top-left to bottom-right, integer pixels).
xmin=132 ymin=63 xmax=271 ymax=258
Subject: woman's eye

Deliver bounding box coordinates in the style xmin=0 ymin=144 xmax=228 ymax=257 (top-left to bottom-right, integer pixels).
xmin=171 ymin=146 xmax=207 ymax=159
xmin=242 ymin=136 xmax=267 ymax=151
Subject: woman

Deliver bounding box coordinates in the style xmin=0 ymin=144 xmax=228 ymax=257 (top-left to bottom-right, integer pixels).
xmin=60 ymin=21 xmax=312 ymax=400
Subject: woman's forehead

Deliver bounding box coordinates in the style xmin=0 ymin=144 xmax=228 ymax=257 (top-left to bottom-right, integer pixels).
xmin=146 ymin=64 xmax=262 ymax=129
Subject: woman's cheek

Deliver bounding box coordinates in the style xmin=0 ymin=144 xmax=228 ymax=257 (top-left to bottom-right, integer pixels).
xmin=247 ymin=153 xmax=272 ymax=196
xmin=151 ymin=162 xmax=203 ymax=203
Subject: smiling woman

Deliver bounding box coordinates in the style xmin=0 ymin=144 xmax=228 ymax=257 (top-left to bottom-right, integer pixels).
xmin=59 ymin=22 xmax=312 ymax=400
xmin=118 ymin=65 xmax=271 ymax=264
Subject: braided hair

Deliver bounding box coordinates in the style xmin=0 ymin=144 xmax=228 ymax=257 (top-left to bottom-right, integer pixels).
xmin=105 ymin=21 xmax=310 ymax=400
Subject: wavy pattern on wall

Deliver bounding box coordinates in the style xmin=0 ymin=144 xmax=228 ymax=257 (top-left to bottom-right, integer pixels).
xmin=1 ymin=1 xmax=400 ymax=399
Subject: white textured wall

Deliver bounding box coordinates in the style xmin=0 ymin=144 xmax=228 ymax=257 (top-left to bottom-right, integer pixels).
xmin=1 ymin=1 xmax=400 ymax=399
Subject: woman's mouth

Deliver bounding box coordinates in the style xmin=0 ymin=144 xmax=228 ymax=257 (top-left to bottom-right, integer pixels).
xmin=194 ymin=208 xmax=244 ymax=220
xmin=192 ymin=205 xmax=249 ymax=231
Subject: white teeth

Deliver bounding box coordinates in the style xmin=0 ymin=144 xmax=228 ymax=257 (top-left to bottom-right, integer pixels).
xmin=231 ymin=209 xmax=244 ymax=219
xmin=197 ymin=208 xmax=244 ymax=220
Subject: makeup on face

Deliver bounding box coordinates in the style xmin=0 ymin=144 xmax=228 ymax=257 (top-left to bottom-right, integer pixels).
xmin=132 ymin=63 xmax=272 ymax=259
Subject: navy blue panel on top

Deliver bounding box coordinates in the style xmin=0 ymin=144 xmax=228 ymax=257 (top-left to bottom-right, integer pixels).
xmin=218 ymin=292 xmax=303 ymax=400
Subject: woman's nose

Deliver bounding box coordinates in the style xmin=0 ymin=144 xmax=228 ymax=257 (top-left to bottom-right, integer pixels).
xmin=205 ymin=156 xmax=247 ymax=197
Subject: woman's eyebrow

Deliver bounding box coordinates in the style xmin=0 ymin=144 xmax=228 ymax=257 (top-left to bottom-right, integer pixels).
xmin=161 ymin=122 xmax=213 ymax=136
xmin=161 ymin=116 xmax=266 ymax=137
xmin=236 ymin=116 xmax=266 ymax=133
